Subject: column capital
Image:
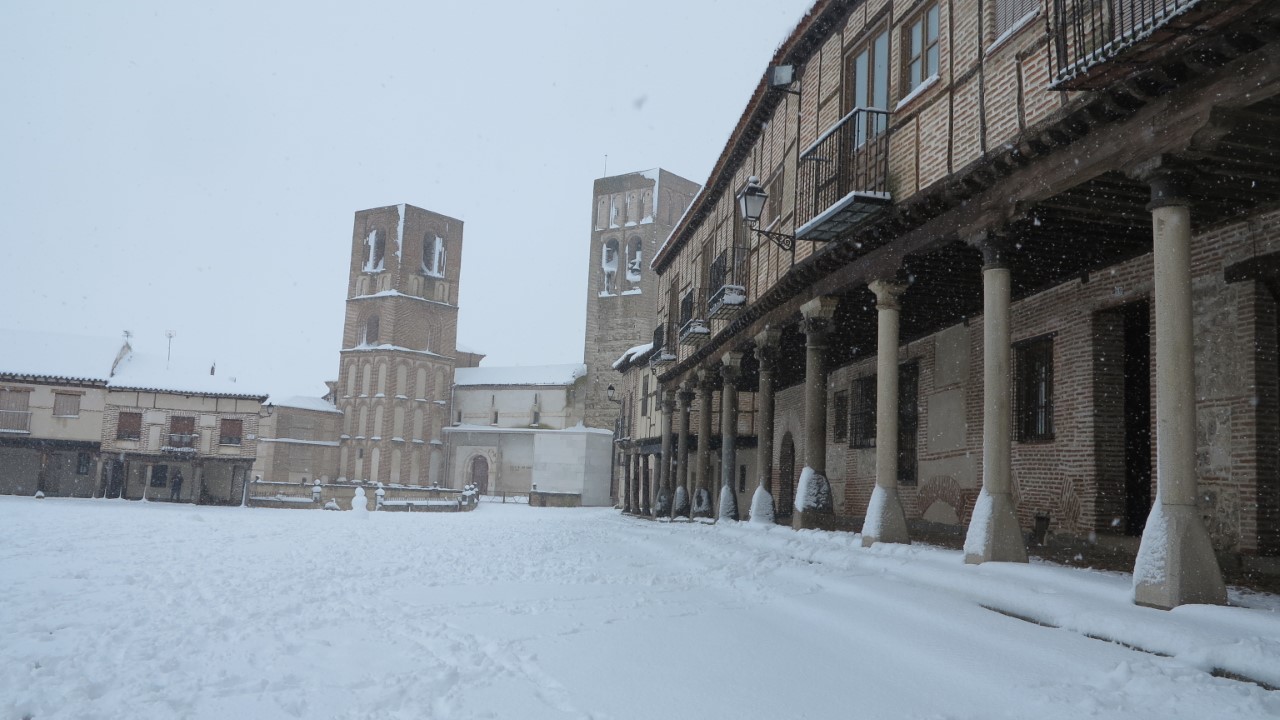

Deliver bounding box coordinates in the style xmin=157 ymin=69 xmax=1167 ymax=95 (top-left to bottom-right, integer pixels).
xmin=1129 ymin=155 xmax=1196 ymax=210
xmin=799 ymin=315 xmax=831 ymax=339
xmin=753 ymin=326 xmax=782 ymax=350
xmin=677 ymin=382 xmax=695 ymax=408
xmin=800 ymin=296 xmax=838 ymax=321
xmin=659 ymin=390 xmax=675 ymax=414
xmin=696 ymin=367 xmax=718 ymax=394
xmin=754 ymin=342 xmax=779 ymax=375
xmin=966 ymin=230 xmax=1017 ymax=270
xmin=869 ymin=278 xmax=908 ymax=311
xmin=721 ymin=353 xmax=742 ymax=385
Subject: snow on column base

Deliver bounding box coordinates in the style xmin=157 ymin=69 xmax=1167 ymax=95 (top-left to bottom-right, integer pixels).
xmin=673 ymin=486 xmax=690 ymax=518
xmin=691 ymin=488 xmax=712 ymax=518
xmin=717 ymin=485 xmax=738 ymax=522
xmin=861 ymin=484 xmax=910 ymax=547
xmin=792 ymin=467 xmax=834 ymax=530
xmin=1133 ymin=502 xmax=1227 ymax=609
xmin=749 ymin=485 xmax=774 ymax=524
xmin=653 ymin=488 xmax=672 ymax=518
xmin=963 ymin=488 xmax=1026 ymax=564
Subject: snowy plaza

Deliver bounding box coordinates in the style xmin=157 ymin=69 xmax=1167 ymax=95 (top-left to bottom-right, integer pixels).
xmin=2 ymin=496 xmax=1278 ymax=719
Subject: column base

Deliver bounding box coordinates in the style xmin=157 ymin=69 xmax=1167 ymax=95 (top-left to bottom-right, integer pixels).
xmin=748 ymin=485 xmax=774 ymax=524
xmin=653 ymin=488 xmax=672 ymax=518
xmin=673 ymin=486 xmax=690 ymax=518
xmin=861 ymin=484 xmax=911 ymax=547
xmin=717 ymin=485 xmax=738 ymax=522
xmin=963 ymin=489 xmax=1027 ymax=564
xmin=692 ymin=488 xmax=712 ymax=518
xmin=1133 ymin=502 xmax=1227 ymax=609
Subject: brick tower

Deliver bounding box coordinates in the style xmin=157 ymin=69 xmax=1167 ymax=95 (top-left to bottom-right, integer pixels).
xmin=582 ymin=170 xmax=699 ymax=430
xmin=335 ymin=204 xmax=462 ymax=485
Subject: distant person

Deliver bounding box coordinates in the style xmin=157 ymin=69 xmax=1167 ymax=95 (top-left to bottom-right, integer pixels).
xmin=170 ymin=470 xmax=184 ymax=501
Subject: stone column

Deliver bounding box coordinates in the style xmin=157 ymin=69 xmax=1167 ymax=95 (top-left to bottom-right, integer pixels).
xmin=794 ymin=297 xmax=838 ymax=529
xmin=640 ymin=454 xmax=652 ymax=516
xmin=719 ymin=352 xmax=743 ymax=521
xmin=750 ymin=329 xmax=781 ymax=523
xmin=631 ymin=452 xmax=642 ymax=514
xmin=622 ymin=449 xmax=633 ymax=514
xmin=693 ymin=368 xmax=716 ymax=518
xmin=654 ymin=390 xmax=675 ymax=518
xmin=963 ymin=234 xmax=1028 ymax=564
xmin=674 ymin=384 xmax=694 ymax=518
xmin=863 ymin=278 xmax=912 ymax=546
xmin=1132 ymin=162 xmax=1227 ymax=608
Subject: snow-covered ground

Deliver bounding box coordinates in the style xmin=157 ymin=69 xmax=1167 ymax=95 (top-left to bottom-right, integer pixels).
xmin=2 ymin=497 xmax=1278 ymax=720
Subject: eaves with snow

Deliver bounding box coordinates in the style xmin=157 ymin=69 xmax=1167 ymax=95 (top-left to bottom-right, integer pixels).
xmin=453 ymin=363 xmax=587 ymax=388
xmin=107 ymin=351 xmax=268 ymax=401
xmin=267 ymin=396 xmax=342 ymax=414
xmin=611 ymin=342 xmax=654 ymax=371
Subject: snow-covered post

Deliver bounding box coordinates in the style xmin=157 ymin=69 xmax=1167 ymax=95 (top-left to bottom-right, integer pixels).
xmin=692 ymin=368 xmax=715 ymax=518
xmin=312 ymin=478 xmax=322 ymax=504
xmin=673 ymin=383 xmax=694 ymax=518
xmin=963 ymin=232 xmax=1028 ymax=564
xmin=621 ymin=449 xmax=633 ymax=514
xmin=1131 ymin=161 xmax=1226 ymax=608
xmin=749 ymin=329 xmax=780 ymax=524
xmin=862 ymin=278 xmax=911 ymax=546
xmin=718 ymin=352 xmax=743 ymax=521
xmin=794 ymin=297 xmax=837 ymax=529
xmin=654 ymin=390 xmax=675 ymax=518
xmin=640 ymin=453 xmax=652 ymax=515
xmin=375 ymin=482 xmax=385 ymax=511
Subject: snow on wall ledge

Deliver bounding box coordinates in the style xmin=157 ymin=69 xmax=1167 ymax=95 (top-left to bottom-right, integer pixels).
xmin=454 ymin=363 xmax=586 ymax=387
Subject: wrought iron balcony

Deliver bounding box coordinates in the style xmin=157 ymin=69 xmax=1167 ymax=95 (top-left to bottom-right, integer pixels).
xmin=649 ymin=322 xmax=675 ymax=366
xmin=678 ymin=318 xmax=710 ymax=346
xmin=796 ymin=108 xmax=892 ymax=243
xmin=1051 ymin=0 xmax=1210 ymax=89
xmin=166 ymin=432 xmax=197 ymax=449
xmin=708 ymin=284 xmax=747 ymax=318
xmin=0 ymin=410 xmax=31 ymax=433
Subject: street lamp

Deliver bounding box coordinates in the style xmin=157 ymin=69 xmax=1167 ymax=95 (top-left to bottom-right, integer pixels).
xmin=738 ymin=176 xmax=796 ymax=252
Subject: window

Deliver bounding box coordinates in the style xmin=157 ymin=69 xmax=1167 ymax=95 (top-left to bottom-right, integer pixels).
xmin=846 ymin=29 xmax=890 ymax=112
xmin=904 ymin=5 xmax=940 ymax=94
xmin=364 ymin=315 xmax=380 ymax=345
xmin=53 ymin=393 xmax=81 ymax=417
xmin=491 ymin=410 xmax=498 ymax=425
xmin=219 ymin=418 xmax=243 ymax=445
xmin=532 ymin=410 xmax=540 ymax=425
xmin=363 ymin=229 xmax=385 ymax=272
xmin=116 ymin=411 xmax=142 ymax=441
xmin=625 ymin=237 xmax=643 ymax=285
xmin=169 ymin=416 xmax=195 ymax=448
xmin=150 ymin=464 xmax=169 ymax=488
xmin=0 ymin=388 xmax=32 ymax=432
xmin=422 ymin=234 xmax=446 ymax=277
xmin=76 ymin=452 xmax=91 ymax=475
xmin=602 ymin=239 xmax=620 ymax=295
xmin=995 ymin=0 xmax=1037 ymax=39
xmin=641 ymin=375 xmax=649 ymax=416
xmin=1016 ymin=336 xmax=1054 ymax=442
xmin=850 ymin=376 xmax=877 ymax=449
xmin=832 ymin=389 xmax=849 ymax=442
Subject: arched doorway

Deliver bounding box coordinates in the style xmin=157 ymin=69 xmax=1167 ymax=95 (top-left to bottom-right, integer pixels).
xmin=777 ymin=433 xmax=796 ymax=522
xmin=469 ymin=455 xmax=490 ymax=495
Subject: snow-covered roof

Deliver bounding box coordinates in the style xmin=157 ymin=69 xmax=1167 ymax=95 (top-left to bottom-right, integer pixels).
xmin=453 ymin=363 xmax=587 ymax=387
xmin=454 ymin=342 xmax=484 ymax=356
xmin=108 ymin=352 xmax=268 ymax=400
xmin=612 ymin=342 xmax=654 ymax=370
xmin=270 ymin=395 xmax=342 ymax=414
xmin=0 ymin=328 xmax=124 ymax=383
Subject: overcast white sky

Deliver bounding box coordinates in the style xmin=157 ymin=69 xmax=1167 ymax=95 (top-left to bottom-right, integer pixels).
xmin=1 ymin=0 xmax=815 ymax=399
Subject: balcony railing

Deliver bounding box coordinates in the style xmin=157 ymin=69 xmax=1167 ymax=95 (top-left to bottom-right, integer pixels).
xmin=708 ymin=284 xmax=747 ymax=318
xmin=166 ymin=432 xmax=197 ymax=449
xmin=796 ymin=108 xmax=892 ymax=243
xmin=677 ymin=288 xmax=710 ymax=346
xmin=707 ymin=247 xmax=749 ymax=318
xmin=0 ymin=410 xmax=31 ymax=433
xmin=1052 ymin=0 xmax=1204 ymax=88
xmin=649 ymin=322 xmax=675 ymax=366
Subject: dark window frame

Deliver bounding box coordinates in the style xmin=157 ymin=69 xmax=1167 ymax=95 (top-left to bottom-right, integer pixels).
xmin=850 ymin=376 xmax=877 ymax=449
xmin=832 ymin=389 xmax=849 ymax=442
xmin=1015 ymin=335 xmax=1055 ymax=443
xmin=219 ymin=418 xmax=244 ymax=446
xmin=116 ymin=411 xmax=142 ymax=441
xmin=903 ymin=4 xmax=941 ymax=95
xmin=76 ymin=452 xmax=91 ymax=475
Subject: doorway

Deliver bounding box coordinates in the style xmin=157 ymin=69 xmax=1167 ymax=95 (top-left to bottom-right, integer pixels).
xmin=1121 ymin=301 xmax=1152 ymax=536
xmin=470 ymin=455 xmax=490 ymax=495
xmin=777 ymin=432 xmax=796 ymax=522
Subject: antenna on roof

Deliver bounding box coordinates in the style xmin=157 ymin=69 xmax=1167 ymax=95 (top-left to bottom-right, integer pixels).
xmin=165 ymin=330 xmax=176 ymax=369
xmin=122 ymin=330 xmax=132 ymax=341
xmin=210 ymin=362 xmax=216 ymax=376
xmin=603 ymin=154 xmax=608 ymax=176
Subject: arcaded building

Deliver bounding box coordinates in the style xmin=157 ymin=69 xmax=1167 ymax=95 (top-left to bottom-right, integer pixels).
xmin=615 ymin=0 xmax=1280 ymax=608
